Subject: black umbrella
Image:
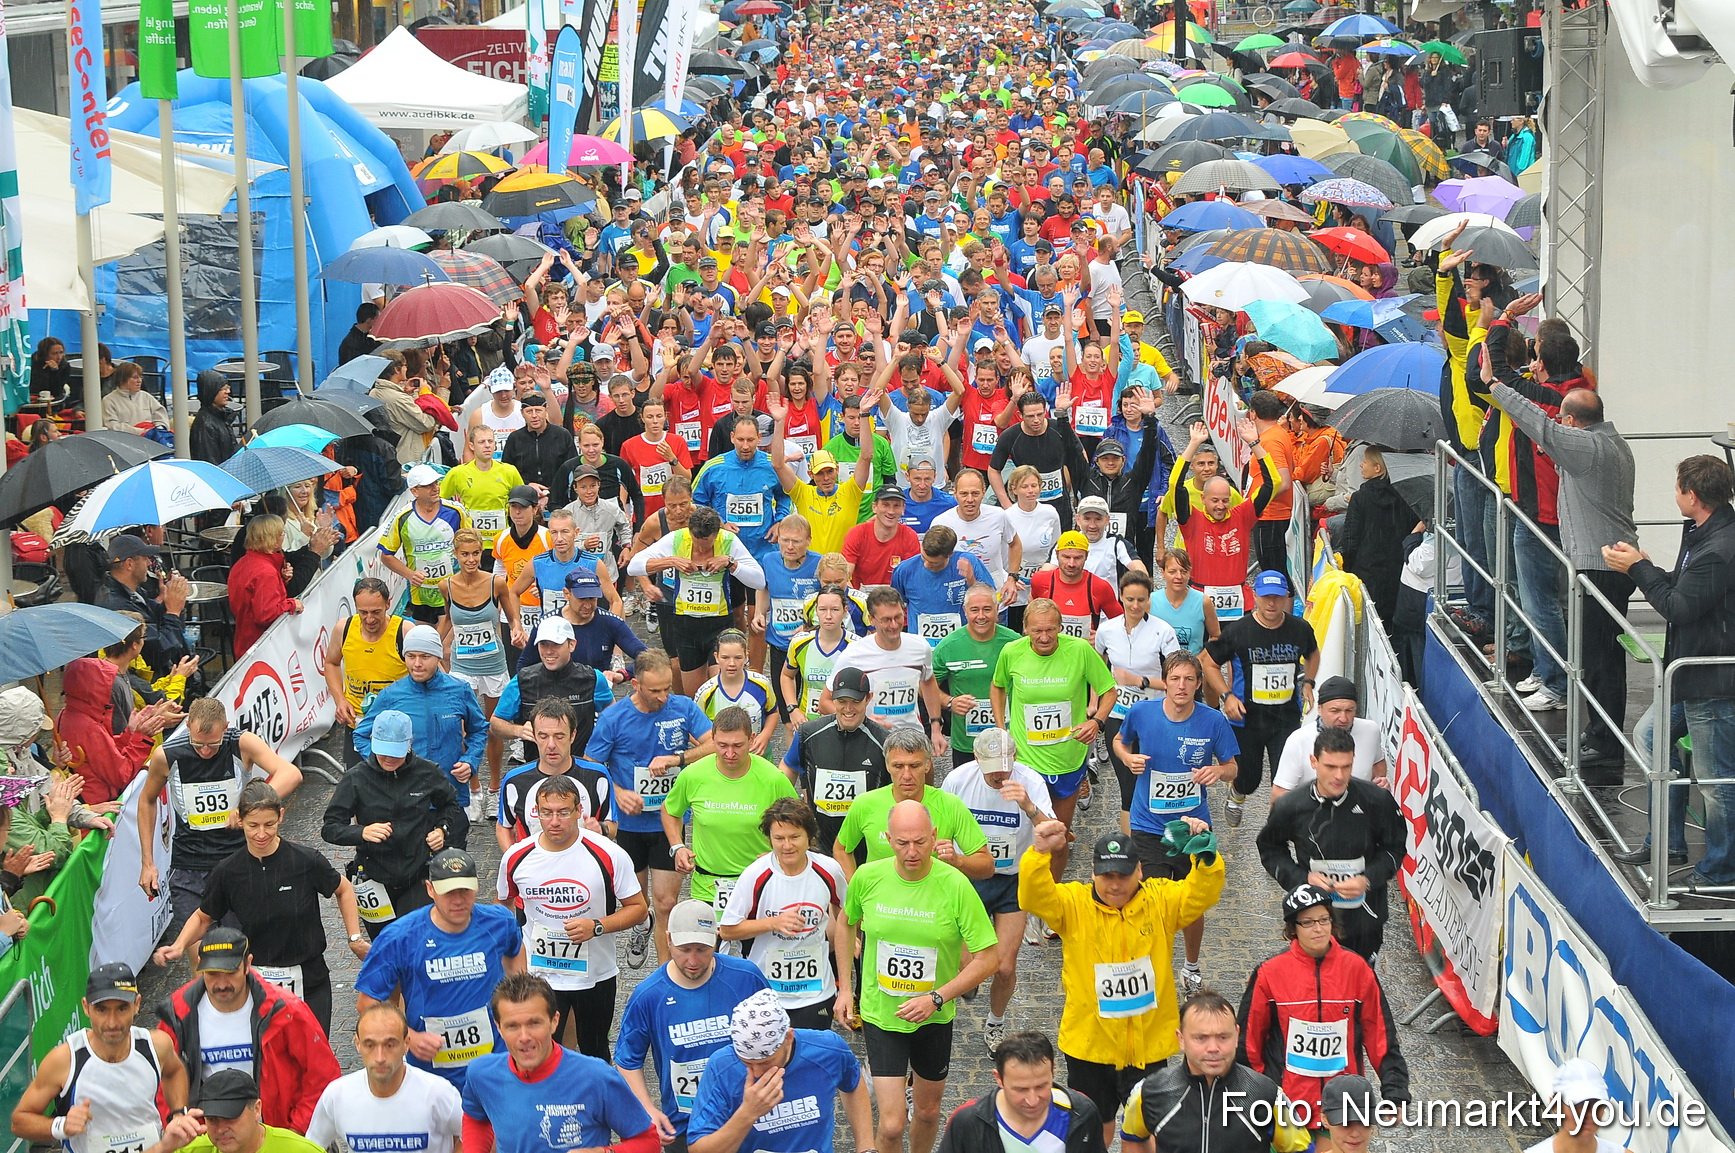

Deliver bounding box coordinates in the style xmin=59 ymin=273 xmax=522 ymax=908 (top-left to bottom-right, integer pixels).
xmin=253 ymin=397 xmax=377 ymax=439
xmin=1322 ymin=152 xmax=1414 ymax=208
xmin=1087 ymin=75 xmax=1168 ymax=105
xmin=0 ymin=430 xmax=170 ymax=525
xmin=690 ymin=51 xmax=751 ymax=77
xmin=1264 ymin=96 xmax=1324 ymax=118
xmin=1164 ymin=111 xmax=1283 ymax=143
xmin=1506 ymin=192 xmax=1542 ymax=231
xmin=1082 ymin=56 xmax=1141 ymax=81
xmin=1243 ymin=73 xmax=1303 ymax=100
xmin=404 ymin=202 xmax=505 ymax=232
xmin=1330 ymin=388 xmax=1445 ymax=452
xmin=1383 ymin=203 xmax=1448 ymax=226
xmin=465 ymin=233 xmax=555 ymax=280
xmin=301 ymin=53 xmax=356 ymax=80
xmin=1137 ymin=140 xmax=1229 ymax=176
xmin=483 ymin=182 xmax=596 ymax=219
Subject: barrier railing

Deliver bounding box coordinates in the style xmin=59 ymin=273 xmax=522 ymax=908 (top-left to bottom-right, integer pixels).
xmin=0 ymin=981 xmax=31 ymax=1153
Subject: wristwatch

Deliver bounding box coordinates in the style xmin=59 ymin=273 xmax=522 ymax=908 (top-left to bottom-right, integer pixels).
xmin=671 ymin=842 xmax=687 ymax=856
xmin=591 ymin=918 xmax=606 ymax=939
xmin=929 ymin=991 xmax=945 ymax=1009
xmin=348 ymin=932 xmax=365 ymax=943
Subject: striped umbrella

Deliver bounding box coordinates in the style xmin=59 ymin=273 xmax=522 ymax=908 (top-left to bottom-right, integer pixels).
xmin=412 ymin=150 xmax=512 ymax=183
xmin=65 ymin=461 xmax=257 ymax=534
xmin=601 ymin=107 xmax=692 ymax=142
xmin=1170 ymin=158 xmax=1282 ymax=196
xmin=1106 ymin=39 xmax=1164 ymax=60
xmin=428 ymin=250 xmax=522 ymax=305
xmin=1395 ymin=126 xmax=1451 ymax=182
xmin=1205 ymin=227 xmax=1335 ymax=274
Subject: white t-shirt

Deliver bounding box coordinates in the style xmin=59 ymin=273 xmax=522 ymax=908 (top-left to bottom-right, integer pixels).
xmin=1096 ymin=615 xmax=1183 ymax=719
xmin=1084 ymin=533 xmax=1139 ymax=584
xmin=1092 ymin=202 xmax=1133 ymax=236
xmin=1522 ymin=1138 xmax=1627 ymax=1153
xmin=934 ymin=505 xmax=1016 ymax=588
xmin=1088 ymin=260 xmax=1124 ymax=321
xmin=941 ymin=761 xmax=1054 ymax=874
xmin=306 ymin=1066 xmax=464 ymax=1153
xmin=884 ymin=404 xmax=957 ymax=486
xmin=196 ymin=995 xmax=255 ymax=1077
xmin=1004 ymin=503 xmax=1061 ymax=604
xmin=1021 ymin=333 xmax=1068 ymax=377
xmin=498 ymin=830 xmax=643 ymax=990
xmin=833 ymin=633 xmax=935 ymax=727
xmin=720 ymin=850 xmax=849 ymax=1009
xmin=1272 ymin=716 xmax=1387 ymax=792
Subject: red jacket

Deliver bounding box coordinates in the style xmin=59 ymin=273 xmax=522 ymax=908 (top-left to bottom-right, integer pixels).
xmin=157 ymin=971 xmax=339 ymax=1133
xmin=57 ymin=657 xmax=152 ymax=805
xmin=228 ymin=548 xmax=295 ymax=655
xmin=1487 ymin=316 xmax=1591 ymax=527
xmin=1237 ymin=939 xmax=1411 ymax=1116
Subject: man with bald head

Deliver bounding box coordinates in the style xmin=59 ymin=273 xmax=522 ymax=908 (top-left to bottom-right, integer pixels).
xmin=841 ymin=792 xmax=999 ymax=1153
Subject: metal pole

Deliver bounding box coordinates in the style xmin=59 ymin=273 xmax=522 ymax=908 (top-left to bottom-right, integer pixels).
xmin=160 ymin=100 xmax=192 ymax=457
xmin=76 ymin=214 xmax=103 ymax=431
xmin=226 ymin=0 xmax=262 ymax=425
xmin=1648 ymin=665 xmax=1673 ymax=909
xmin=1436 ymin=448 xmax=1449 ymax=619
xmin=1172 ymin=0 xmax=1187 ymax=63
xmin=1564 ymin=567 xmax=1583 ymax=777
xmin=1492 ymin=496 xmax=1508 ymax=694
xmin=283 ymin=0 xmax=314 ymax=397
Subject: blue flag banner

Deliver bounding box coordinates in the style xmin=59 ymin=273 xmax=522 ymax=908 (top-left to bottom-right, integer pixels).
xmin=66 ymin=0 xmax=113 ymax=215
xmin=549 ymin=25 xmax=583 ymax=179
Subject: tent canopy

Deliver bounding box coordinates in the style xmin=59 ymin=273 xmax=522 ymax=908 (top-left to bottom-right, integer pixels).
xmin=327 ymin=27 xmax=529 ymax=127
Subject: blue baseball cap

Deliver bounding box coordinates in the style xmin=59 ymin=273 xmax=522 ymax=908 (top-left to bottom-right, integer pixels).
xmin=1252 ymin=570 xmax=1291 ymax=598
xmin=564 ymin=566 xmax=604 ymax=599
xmin=370 ymin=709 xmax=413 ymax=758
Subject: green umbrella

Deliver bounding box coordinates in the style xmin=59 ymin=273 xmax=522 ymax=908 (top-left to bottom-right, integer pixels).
xmin=1176 ymin=83 xmax=1240 ymax=109
xmin=1339 ymin=119 xmax=1423 ymax=184
xmin=1235 ymin=33 xmax=1286 ymax=50
xmin=1419 ymin=39 xmax=1467 ymax=65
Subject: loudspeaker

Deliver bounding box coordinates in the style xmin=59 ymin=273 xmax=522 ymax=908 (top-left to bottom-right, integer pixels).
xmin=1472 ymin=27 xmax=1543 ymax=119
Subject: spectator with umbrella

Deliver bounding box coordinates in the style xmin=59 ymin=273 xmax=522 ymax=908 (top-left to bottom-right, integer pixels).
xmin=369 ymin=351 xmax=439 ymax=467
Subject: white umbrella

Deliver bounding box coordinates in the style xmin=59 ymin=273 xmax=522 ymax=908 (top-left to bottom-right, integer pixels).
xmin=441 ymin=122 xmax=541 ymax=153
xmin=1135 ymin=105 xmax=1195 ymax=143
xmin=1180 ymin=260 xmax=1309 ymax=311
xmin=64 ymin=461 xmax=257 ymax=535
xmin=350 ymin=224 xmax=434 ymax=251
xmin=1408 ymin=211 xmax=1522 ymax=252
xmin=1273 ymin=364 xmax=1355 ymax=409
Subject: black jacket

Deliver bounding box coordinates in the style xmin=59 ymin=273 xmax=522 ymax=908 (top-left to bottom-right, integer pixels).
xmin=503 ymin=423 xmax=577 ymax=492
xmin=189 ymin=371 xmax=241 ymax=466
xmin=339 ymin=325 xmax=380 ymax=365
xmin=1075 ymin=421 xmax=1163 ymax=521
xmin=321 ymin=752 xmax=467 ymax=891
xmin=95 ymin=575 xmax=189 ymax=677
xmin=1123 ymin=1061 xmax=1286 ymax=1153
xmin=1340 ymin=473 xmax=1416 ymax=623
xmin=1631 ymin=503 xmax=1735 ymax=700
xmin=938 ymin=1087 xmax=1104 ymax=1153
xmin=1257 ymin=777 xmax=1405 ymax=924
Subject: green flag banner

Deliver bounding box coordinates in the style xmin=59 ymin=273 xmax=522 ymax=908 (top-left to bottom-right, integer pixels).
xmin=189 ymin=0 xmax=279 ymax=79
xmin=138 ymin=0 xmax=179 ymax=99
xmin=0 ymin=832 xmax=107 ymax=1060
xmin=282 ymin=0 xmax=333 ymax=60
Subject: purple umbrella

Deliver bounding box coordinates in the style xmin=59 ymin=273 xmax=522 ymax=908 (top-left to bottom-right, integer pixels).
xmin=1433 ymin=175 xmax=1526 ymax=218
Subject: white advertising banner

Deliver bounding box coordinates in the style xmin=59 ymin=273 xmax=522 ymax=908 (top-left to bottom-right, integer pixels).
xmin=87 ymin=772 xmax=172 ymax=973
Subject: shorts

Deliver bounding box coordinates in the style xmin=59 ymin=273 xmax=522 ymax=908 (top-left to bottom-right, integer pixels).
xmin=1065 ymin=1053 xmax=1163 ymax=1127
xmin=787 ymin=1001 xmax=834 ymax=1032
xmin=1042 ymin=764 xmax=1089 ymax=800
xmin=654 ymin=601 xmax=679 ymax=655
xmin=616 ymin=827 xmax=676 ymax=874
xmin=452 ymin=669 xmax=510 ymax=699
xmin=864 ymin=1019 xmax=954 ymax=1083
xmin=672 ymin=615 xmax=732 ymax=670
xmin=972 ymin=872 xmax=1022 ymax=916
xmin=407 ymin=602 xmax=444 ymax=625
xmin=1129 ymin=829 xmax=1194 ymax=881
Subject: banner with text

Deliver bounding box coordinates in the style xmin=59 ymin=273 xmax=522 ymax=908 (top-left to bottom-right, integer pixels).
xmin=661 ymin=0 xmax=695 ymax=109
xmin=188 ymin=0 xmax=279 ymax=78
xmin=66 ymin=0 xmax=112 ymax=215
xmin=0 ymin=832 xmax=105 ymax=1060
xmin=88 ymin=773 xmax=174 ymax=974
xmin=548 ymin=26 xmax=583 ymax=184
xmin=1500 ymin=848 xmax=1730 ymax=1152
xmin=578 ymin=0 xmax=617 ymax=131
xmin=418 ymin=27 xmax=538 ymax=86
xmin=0 ymin=0 xmax=30 ymax=415
xmin=138 ymin=0 xmax=178 ymax=99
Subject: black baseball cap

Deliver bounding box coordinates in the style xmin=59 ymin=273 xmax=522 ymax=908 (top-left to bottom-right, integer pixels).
xmin=107 ymin=536 xmax=163 ymax=562
xmin=831 ymin=666 xmax=871 ymax=702
xmin=873 ymin=484 xmax=906 ymax=504
xmin=198 ymin=1069 xmax=261 ymax=1119
xmin=86 ymin=962 xmax=139 ymax=1005
xmin=196 ymin=928 xmax=249 ymax=973
xmin=756 ymin=322 xmax=778 ymax=338
xmin=429 ymin=848 xmax=479 ymax=893
xmin=1092 ymin=833 xmax=1138 ymax=876
xmin=507 ymin=485 xmax=540 ymax=507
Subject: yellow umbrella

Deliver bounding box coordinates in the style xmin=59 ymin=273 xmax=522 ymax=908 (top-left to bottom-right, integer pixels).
xmin=489 ymin=169 xmax=583 ymax=193
xmin=1106 ymin=39 xmax=1164 ymax=60
xmin=601 ymin=108 xmax=690 ymax=142
xmin=1144 ymin=22 xmax=1213 ymax=54
xmin=1338 ymin=110 xmax=1404 ymax=132
xmin=1288 ymin=117 xmax=1357 ymax=160
xmin=1394 ymin=126 xmax=1450 ymax=183
xmin=411 ymin=150 xmax=511 ymax=182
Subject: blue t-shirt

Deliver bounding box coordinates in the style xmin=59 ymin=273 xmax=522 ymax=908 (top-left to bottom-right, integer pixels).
xmin=613 ymin=955 xmax=772 ymax=1133
xmin=461 ymin=1046 xmax=653 ymax=1153
xmin=763 ymin=552 xmax=823 ymax=651
xmin=890 ymin=555 xmax=972 ymax=647
xmin=354 ymin=904 xmax=523 ymax=1085
xmin=687 ymin=1029 xmax=862 ymax=1153
xmin=1117 ymin=700 xmax=1237 ymax=835
xmin=902 ymin=490 xmax=958 ymax=534
xmin=586 ymin=695 xmax=714 ymax=834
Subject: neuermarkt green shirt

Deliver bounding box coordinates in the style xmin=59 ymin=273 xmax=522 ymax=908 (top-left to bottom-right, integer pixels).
xmin=991 ymin=635 xmax=1117 ymax=777
xmin=932 ymin=625 xmax=1020 ymax=752
xmin=664 ymin=755 xmax=798 ymax=902
xmin=835 ymin=785 xmax=988 ymax=863
xmin=844 ymin=857 xmax=998 ymax=1032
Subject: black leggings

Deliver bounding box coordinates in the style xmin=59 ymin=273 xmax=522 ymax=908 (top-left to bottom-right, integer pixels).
xmin=1103 ymin=717 xmax=1136 ymax=814
xmin=768 ymin=644 xmax=793 ymax=722
xmin=1233 ymin=714 xmax=1299 ymax=798
xmin=554 ymin=976 xmax=619 ymax=1060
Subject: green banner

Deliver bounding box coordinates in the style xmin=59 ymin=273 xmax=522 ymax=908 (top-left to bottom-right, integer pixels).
xmin=138 ymin=0 xmax=179 ymax=99
xmin=189 ymin=0 xmax=280 ymax=79
xmin=0 ymin=833 xmax=107 ymax=1061
xmin=282 ymin=0 xmax=333 ymax=60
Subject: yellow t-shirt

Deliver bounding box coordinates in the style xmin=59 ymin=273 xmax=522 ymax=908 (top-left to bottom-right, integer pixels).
xmin=792 ymin=478 xmax=865 ymax=555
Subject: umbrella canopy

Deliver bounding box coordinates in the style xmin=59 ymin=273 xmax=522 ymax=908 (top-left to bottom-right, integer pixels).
xmin=1163 ymin=111 xmax=1274 ymax=143
xmin=1382 ymin=204 xmax=1447 ymax=228
xmin=1246 ymin=198 xmax=1318 ymax=224
xmin=254 ymin=398 xmax=378 ymax=439
xmin=1242 ymin=299 xmax=1340 ymax=361
xmin=644 ymin=95 xmax=707 ymax=119
xmin=1105 ymin=91 xmax=1179 ymax=118
xmin=65 ymin=460 xmax=256 ymax=534
xmin=1330 ymin=387 xmax=1445 ymax=451
xmin=403 ymin=201 xmax=503 ymax=232
xmin=318 ymin=356 xmax=391 ymax=395
xmin=464 ymin=232 xmax=555 ymax=280
xmin=1506 ymin=191 xmax=1542 ymax=230
xmin=1450 ymin=149 xmax=1514 ymax=180
xmin=1321 ymin=294 xmax=1430 ymax=342
xmin=1264 ymin=96 xmax=1326 ymax=119
xmin=1243 ymin=73 xmax=1303 ymax=100
xmin=1206 ymin=227 xmax=1335 ymax=274
xmin=349 ymin=224 xmax=433 ymax=250
xmin=1083 ymin=55 xmax=1142 ymax=80
xmin=1254 ymin=153 xmax=1333 ymax=185
xmin=1434 ymin=175 xmax=1527 ymax=217
xmin=520 ymin=134 xmax=634 ymax=169
xmin=321 ymin=245 xmax=448 ymax=286
xmin=1299 ymin=176 xmax=1393 ymax=211
xmin=1409 ymin=211 xmax=1520 ymax=251
xmin=1339 ymin=119 xmax=1423 ymax=183
xmin=1181 ymin=260 xmax=1309 ymax=311
xmin=0 ymin=603 xmax=146 ymax=683
xmin=1324 ymin=342 xmax=1445 ymax=395
xmin=370 ymin=281 xmax=501 ymax=347
xmin=412 ymin=150 xmax=511 ymax=184
xmin=1049 ymin=3 xmax=1105 ymax=14
xmin=1137 ymin=140 xmax=1229 ymax=175
xmin=1307 ymin=226 xmax=1389 ymax=265
xmin=1450 ymin=225 xmax=1539 ymax=270
xmin=1106 ymin=39 xmax=1164 ymax=60
xmin=689 ymin=50 xmax=752 ymax=76
xmin=440 ymin=121 xmax=540 ymax=153
xmin=1175 ymin=82 xmax=1243 ymax=110
xmin=222 ymin=446 xmax=341 ymax=492
xmin=1418 ymin=39 xmax=1467 ymax=64
xmin=0 ymin=430 xmax=171 ymax=525
xmin=1321 ymin=12 xmax=1399 ymax=37
xmin=1160 ymin=200 xmax=1263 ymax=233
xmin=1360 ymin=37 xmax=1418 ymax=57
xmin=1294 ymin=273 xmax=1373 ymax=311
xmin=1394 ymin=126 xmax=1451 ymax=182
xmin=1321 ymin=152 xmax=1414 ymax=207
xmin=1236 ymin=33 xmax=1287 ymax=50
xmin=1171 ymin=158 xmax=1282 ymax=196
xmin=1268 ymin=51 xmax=1320 ymax=68
xmin=1284 ymin=0 xmax=1319 ymax=10
xmin=428 ymin=250 xmax=521 ymax=305
xmin=1288 ymin=117 xmax=1357 ymax=159
xmin=482 ymin=177 xmax=595 ymax=220
xmin=249 ymin=423 xmax=343 ymax=452
xmin=1272 ymin=363 xmax=1354 ymax=408
xmin=601 ymin=108 xmax=692 ymax=142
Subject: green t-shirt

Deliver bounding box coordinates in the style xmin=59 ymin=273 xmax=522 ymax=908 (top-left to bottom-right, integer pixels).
xmin=835 ymin=784 xmax=987 ymax=863
xmin=991 ymin=635 xmax=1117 ymax=777
xmin=932 ymin=625 xmax=1020 ymax=754
xmin=664 ymin=755 xmax=798 ymax=902
xmin=843 ymin=857 xmax=998 ymax=1032
xmin=821 ymin=431 xmax=897 ymax=521
xmin=182 ymin=1128 xmax=323 ymax=1153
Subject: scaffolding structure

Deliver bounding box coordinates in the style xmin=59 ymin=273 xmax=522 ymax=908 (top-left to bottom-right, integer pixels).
xmin=1541 ymin=0 xmax=1605 ymax=359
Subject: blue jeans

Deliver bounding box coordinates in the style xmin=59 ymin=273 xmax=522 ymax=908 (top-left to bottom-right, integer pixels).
xmin=1452 ymin=463 xmax=1494 ymax=622
xmin=1634 ymin=702 xmax=1689 ymax=857
xmin=1683 ymin=697 xmax=1735 ymax=881
xmin=1512 ymin=519 xmax=1566 ymax=694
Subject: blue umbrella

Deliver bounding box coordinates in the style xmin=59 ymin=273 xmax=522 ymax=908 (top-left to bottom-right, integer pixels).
xmin=1254 ymin=154 xmax=1333 ymax=185
xmin=1160 ymin=200 xmax=1263 ymax=233
xmin=1284 ymin=0 xmax=1320 ymax=10
xmin=0 ymin=603 xmax=145 ymax=682
xmin=1320 ymin=295 xmax=1431 ymax=342
xmin=1170 ymin=247 xmax=1227 ymax=275
xmin=1242 ymin=299 xmax=1340 ymax=362
xmin=222 ymin=446 xmax=341 ymax=493
xmin=319 ymin=354 xmax=390 ymax=393
xmin=1321 ymin=13 xmax=1401 ymax=38
xmin=321 ymin=246 xmax=449 ymax=286
xmin=1323 ymin=342 xmax=1446 ymax=394
xmin=645 ymin=96 xmax=706 ymax=119
xmin=250 ymin=423 xmax=342 ymax=453
xmin=65 ymin=460 xmax=256 ymax=534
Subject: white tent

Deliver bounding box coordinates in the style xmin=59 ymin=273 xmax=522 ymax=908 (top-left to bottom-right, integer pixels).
xmin=483 ymin=0 xmax=556 ymax=29
xmin=326 ymin=27 xmax=529 ymax=128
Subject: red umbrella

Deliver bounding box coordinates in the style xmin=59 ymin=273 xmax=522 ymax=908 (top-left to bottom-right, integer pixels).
xmin=1268 ymin=52 xmax=1319 ymax=68
xmin=372 ymin=282 xmax=501 ymax=346
xmin=1307 ymin=227 xmax=1389 ymax=265
xmin=736 ymin=0 xmax=780 ymax=11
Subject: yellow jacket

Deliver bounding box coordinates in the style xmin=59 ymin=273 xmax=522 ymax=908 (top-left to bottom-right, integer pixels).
xmin=1018 ymin=846 xmax=1226 ymax=1069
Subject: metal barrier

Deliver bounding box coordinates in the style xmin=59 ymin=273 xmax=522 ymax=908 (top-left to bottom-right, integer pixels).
xmin=1429 ymin=439 xmax=1735 ymax=921
xmin=0 ymin=980 xmax=33 ymax=1153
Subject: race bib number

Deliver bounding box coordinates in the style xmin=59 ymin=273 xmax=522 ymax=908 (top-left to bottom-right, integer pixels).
xmin=964 ymin=699 xmax=996 ymax=736
xmin=669 ymin=1056 xmax=708 ymax=1113
xmin=1146 ymin=772 xmax=1202 ymax=815
xmin=1023 ymin=700 xmax=1072 ymax=746
xmin=1251 ymin=662 xmax=1295 ymax=706
xmin=423 ymin=1008 xmax=492 ymax=1067
xmin=1039 ymin=468 xmax=1063 ymax=501
xmin=986 ymin=829 xmax=1018 ymax=873
xmin=1074 ymin=405 xmax=1109 ymax=436
xmin=677 ymin=572 xmax=728 ymax=617
xmin=813 ymin=768 xmax=865 ymax=816
xmin=543 ymin=588 xmax=568 ymax=617
xmin=726 ymin=493 xmax=765 ymax=525
xmin=766 ymin=944 xmax=825 ymax=996
xmin=1311 ymin=857 xmax=1367 ymax=909
xmin=417 ymin=553 xmax=453 ymax=582
xmin=1285 ymin=1017 xmax=1350 ymax=1077
xmin=641 ymin=462 xmax=671 ymax=496
xmin=712 ymin=877 xmax=737 ymax=919
xmin=1110 ymin=512 xmax=1128 ymax=537
xmin=1059 ymin=614 xmax=1090 ymax=640
xmin=1204 ymin=584 xmax=1243 ymax=621
xmin=916 ymin=613 xmax=959 ymax=643
xmin=874 ymin=677 xmax=919 ymax=721
xmin=470 ymin=508 xmax=505 ymax=534
xmin=1094 ymin=957 xmax=1156 ymax=1018
xmin=676 ymin=420 xmax=703 ymax=450
xmin=518 ymin=604 xmax=543 ymax=637
xmin=91 ymin=1129 xmax=158 ymax=1153
xmin=791 ymin=435 xmax=819 ymax=457
xmin=353 ymin=877 xmax=397 ymax=924
xmin=771 ymin=599 xmax=805 ymax=632
xmin=1111 ymin=682 xmax=1149 ymax=719
xmin=970 ymin=423 xmax=999 ymax=454
xmin=876 ymin=943 xmax=938 ymax=997
xmin=455 ymin=623 xmax=499 ymax=657
xmin=529 ymin=921 xmax=591 ymax=974
xmin=253 ymin=963 xmax=303 ymax=998
xmin=635 ymin=763 xmax=674 ymax=810
xmin=181 ymin=779 xmax=238 ymax=831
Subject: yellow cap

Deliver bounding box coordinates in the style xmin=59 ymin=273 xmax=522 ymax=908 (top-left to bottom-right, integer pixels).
xmin=1057 ymin=531 xmax=1091 ymax=552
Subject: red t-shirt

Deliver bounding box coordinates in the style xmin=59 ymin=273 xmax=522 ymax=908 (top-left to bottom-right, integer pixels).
xmin=842 ymin=522 xmax=920 ymax=588
xmin=1030 ymin=569 xmax=1122 ymax=639
xmin=661 ymin=381 xmax=709 ymax=455
xmin=959 ymin=387 xmax=1009 ymax=471
xmin=619 ymin=434 xmax=693 ymax=516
